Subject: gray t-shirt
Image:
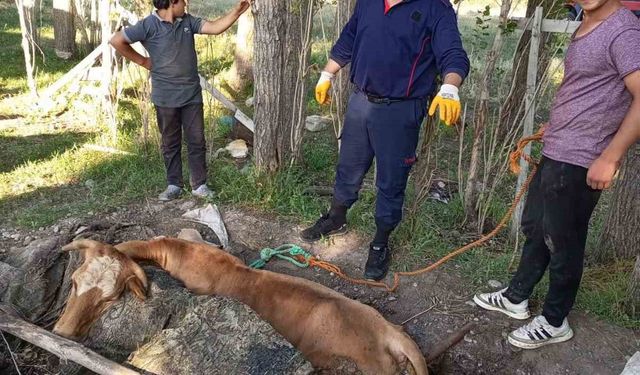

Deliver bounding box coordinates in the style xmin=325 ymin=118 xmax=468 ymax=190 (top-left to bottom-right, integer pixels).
xmin=123 ymin=12 xmax=203 ymax=108
xmin=543 ymin=8 xmax=640 ymax=168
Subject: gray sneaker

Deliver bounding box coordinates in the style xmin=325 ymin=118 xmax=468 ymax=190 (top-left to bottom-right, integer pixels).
xmin=158 ymin=185 xmax=182 ymax=201
xmin=508 ymin=315 xmax=574 ymax=349
xmin=473 ymin=287 xmax=531 ymax=320
xmin=191 ymin=184 xmax=215 ymax=199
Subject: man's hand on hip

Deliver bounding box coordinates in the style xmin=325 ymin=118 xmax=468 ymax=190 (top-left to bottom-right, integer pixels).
xmin=141 ymin=57 xmax=152 ymax=71
xmin=428 ymin=84 xmax=461 ymax=126
xmin=587 ymin=156 xmax=618 ymax=190
xmin=315 ymin=71 xmax=334 ymax=105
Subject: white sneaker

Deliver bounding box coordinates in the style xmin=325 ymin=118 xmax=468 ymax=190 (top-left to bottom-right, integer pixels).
xmin=191 ymin=184 xmax=215 ymax=199
xmin=508 ymin=315 xmax=574 ymax=349
xmin=158 ymin=185 xmax=182 ymax=201
xmin=473 ymin=287 xmax=531 ymax=320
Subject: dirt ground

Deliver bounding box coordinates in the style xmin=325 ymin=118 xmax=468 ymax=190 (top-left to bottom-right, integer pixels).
xmin=0 ymin=197 xmax=638 ymax=374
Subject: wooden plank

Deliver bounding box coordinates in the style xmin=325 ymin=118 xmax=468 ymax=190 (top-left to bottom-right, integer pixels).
xmin=199 ymin=75 xmax=237 ymax=111
xmin=512 ymin=6 xmax=543 ymax=237
xmin=541 ymin=19 xmax=580 ymax=33
xmin=0 ymin=310 xmax=140 ymax=375
xmin=514 ymin=17 xmax=580 ymax=34
xmin=40 ymin=46 xmax=102 ymax=99
xmin=199 ymin=75 xmax=255 ymax=133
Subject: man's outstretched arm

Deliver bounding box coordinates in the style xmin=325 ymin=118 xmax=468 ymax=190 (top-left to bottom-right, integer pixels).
xmin=200 ymin=0 xmax=251 ymax=35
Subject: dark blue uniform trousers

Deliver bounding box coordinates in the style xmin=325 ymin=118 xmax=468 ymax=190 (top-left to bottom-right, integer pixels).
xmin=333 ymin=90 xmax=427 ymax=230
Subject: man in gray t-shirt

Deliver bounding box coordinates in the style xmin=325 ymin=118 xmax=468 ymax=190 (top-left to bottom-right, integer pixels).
xmin=474 ymin=0 xmax=640 ymax=350
xmin=110 ymin=0 xmax=251 ymax=201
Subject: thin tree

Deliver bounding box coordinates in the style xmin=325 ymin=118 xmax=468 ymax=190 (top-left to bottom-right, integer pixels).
xmin=497 ymin=0 xmax=560 ymax=137
xmin=464 ymin=0 xmax=512 ymax=227
xmin=15 ymin=0 xmax=38 ymax=96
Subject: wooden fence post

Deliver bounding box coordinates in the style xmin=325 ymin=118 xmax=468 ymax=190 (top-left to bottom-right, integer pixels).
xmin=511 ymin=6 xmax=543 ymax=237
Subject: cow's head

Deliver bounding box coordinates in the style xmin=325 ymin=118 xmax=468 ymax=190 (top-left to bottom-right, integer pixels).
xmin=53 ymin=239 xmax=148 ymax=340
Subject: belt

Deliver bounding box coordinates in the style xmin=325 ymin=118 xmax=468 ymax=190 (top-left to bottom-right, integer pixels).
xmin=356 ymin=88 xmax=423 ymax=104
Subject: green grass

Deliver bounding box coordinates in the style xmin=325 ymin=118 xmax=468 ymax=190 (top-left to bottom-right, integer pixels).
xmin=0 ymin=0 xmax=636 ymax=329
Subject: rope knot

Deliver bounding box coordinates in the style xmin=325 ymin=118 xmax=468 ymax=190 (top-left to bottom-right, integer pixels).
xmin=509 ymin=127 xmax=544 ymax=175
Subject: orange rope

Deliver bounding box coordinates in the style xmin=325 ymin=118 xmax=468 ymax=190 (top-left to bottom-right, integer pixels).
xmin=302 ymin=128 xmax=545 ymax=292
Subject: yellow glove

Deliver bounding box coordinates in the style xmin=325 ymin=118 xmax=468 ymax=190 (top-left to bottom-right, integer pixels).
xmin=428 ymin=84 xmax=461 ymax=126
xmin=315 ymin=71 xmax=334 ymax=105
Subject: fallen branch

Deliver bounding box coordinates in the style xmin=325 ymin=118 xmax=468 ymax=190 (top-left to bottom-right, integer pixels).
xmin=425 ymin=322 xmax=475 ymax=363
xmin=0 ymin=310 xmax=140 ymax=375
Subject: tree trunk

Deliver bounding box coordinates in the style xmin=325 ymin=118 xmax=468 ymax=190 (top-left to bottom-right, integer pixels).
xmin=464 ymin=0 xmax=512 ymax=228
xmin=331 ymin=0 xmax=356 ymax=141
xmin=628 ymin=255 xmax=640 ymax=318
xmin=90 ymin=0 xmax=98 ymax=48
xmin=15 ymin=0 xmax=38 ymax=96
xmin=498 ymin=0 xmax=557 ymax=135
xmin=73 ymin=0 xmax=92 ymax=52
xmin=22 ymin=0 xmax=40 ymax=46
xmin=228 ymin=10 xmax=254 ymax=93
xmin=54 ymin=0 xmax=76 ymax=59
xmin=253 ymin=0 xmax=313 ymax=172
xmin=594 ymin=144 xmax=640 ymax=263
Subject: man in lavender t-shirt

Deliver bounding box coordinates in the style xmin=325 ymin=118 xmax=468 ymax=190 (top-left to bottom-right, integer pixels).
xmin=473 ymin=0 xmax=640 ymax=349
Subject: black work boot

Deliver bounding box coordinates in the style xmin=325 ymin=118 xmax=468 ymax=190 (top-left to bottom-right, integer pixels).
xmin=364 ymin=243 xmax=391 ymax=281
xmin=300 ymin=199 xmax=348 ymax=242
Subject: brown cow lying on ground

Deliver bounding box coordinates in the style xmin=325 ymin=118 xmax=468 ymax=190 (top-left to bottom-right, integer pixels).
xmin=53 ymin=240 xmax=148 ymax=340
xmin=115 ymin=234 xmax=430 ymax=375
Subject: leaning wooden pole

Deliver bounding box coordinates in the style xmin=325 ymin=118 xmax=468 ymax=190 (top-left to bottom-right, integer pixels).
xmin=0 ymin=310 xmax=140 ymax=375
xmin=510 ymin=6 xmax=543 ymax=237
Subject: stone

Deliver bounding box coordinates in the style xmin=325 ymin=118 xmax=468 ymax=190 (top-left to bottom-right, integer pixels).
xmin=305 ymin=115 xmax=331 ymax=132
xmin=621 ymin=352 xmax=640 ymax=375
xmin=245 ymin=96 xmax=254 ymax=107
xmin=53 ymin=225 xmax=60 ymax=233
xmin=488 ymin=279 xmax=503 ymax=289
xmin=226 ymin=139 xmax=249 ymax=159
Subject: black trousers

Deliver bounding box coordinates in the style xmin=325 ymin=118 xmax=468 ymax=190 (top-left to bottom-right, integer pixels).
xmin=504 ymin=157 xmax=601 ymax=327
xmin=155 ymin=103 xmax=207 ymax=188
xmin=333 ymin=90 xmax=427 ymax=230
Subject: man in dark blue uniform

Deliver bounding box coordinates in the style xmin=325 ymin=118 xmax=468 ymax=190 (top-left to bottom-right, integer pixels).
xmin=301 ymin=0 xmax=470 ymax=281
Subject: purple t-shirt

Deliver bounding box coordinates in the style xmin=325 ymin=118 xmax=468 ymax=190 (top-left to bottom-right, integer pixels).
xmin=543 ymin=8 xmax=640 ymax=168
